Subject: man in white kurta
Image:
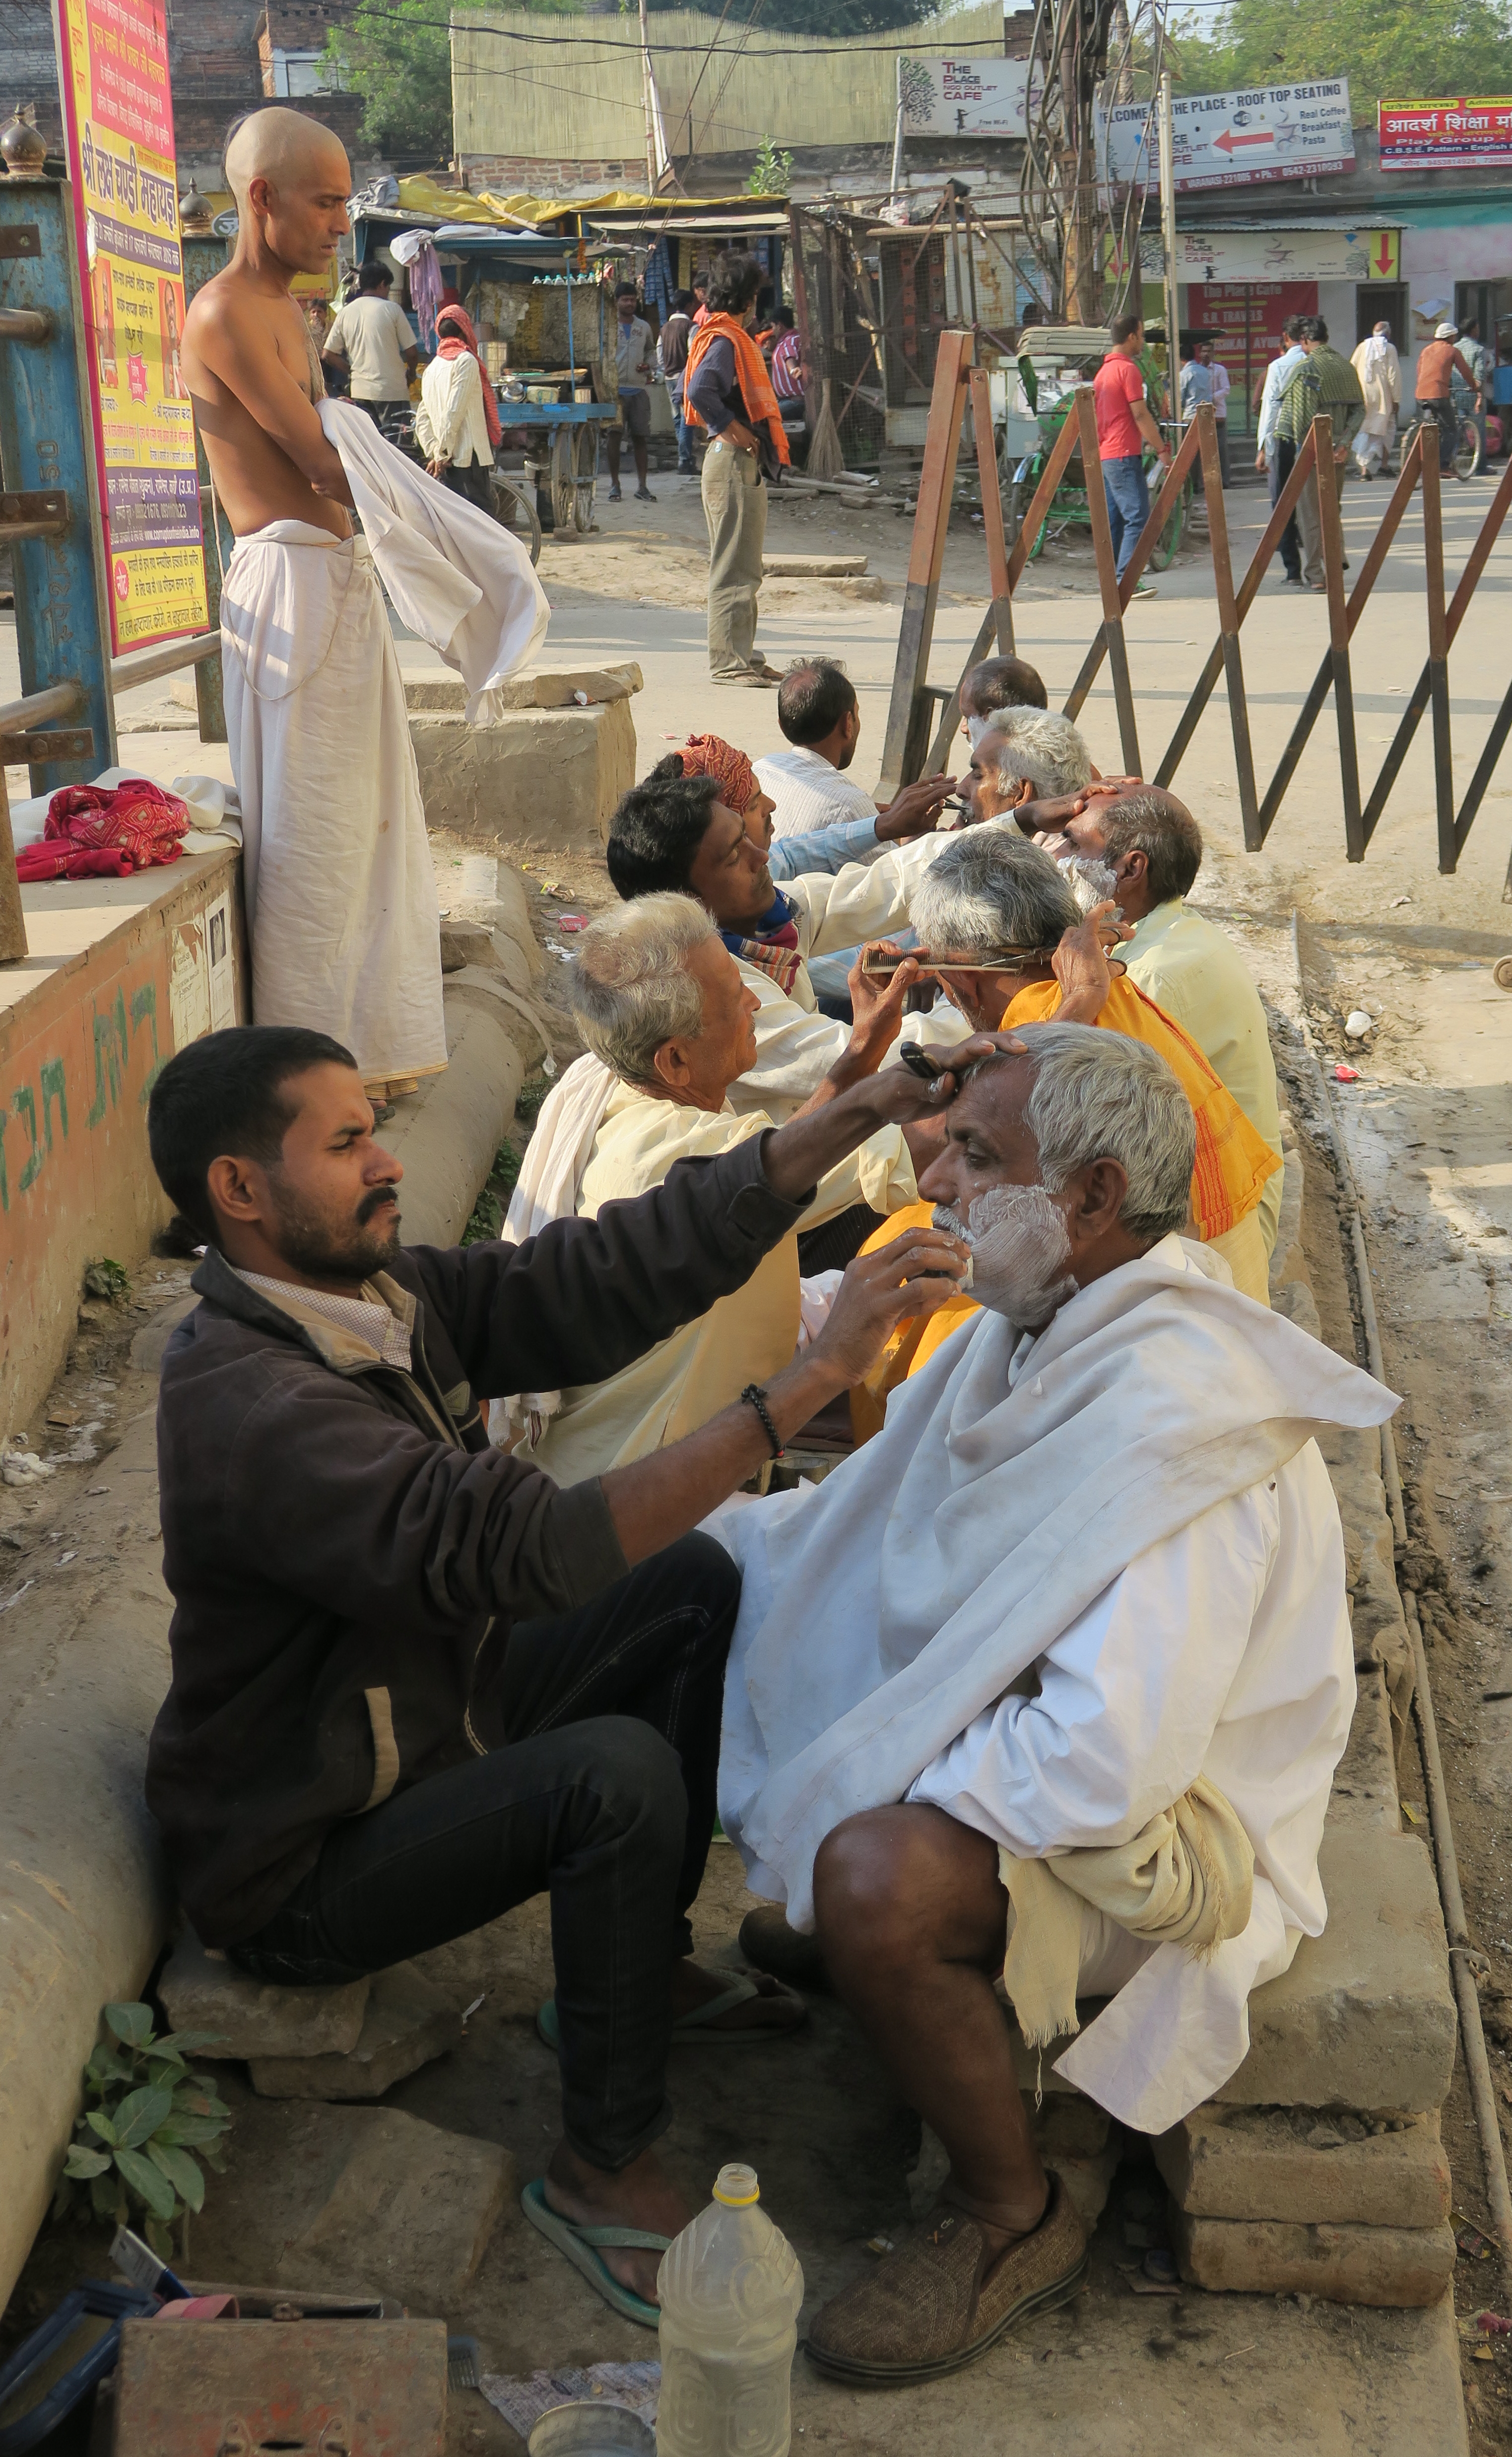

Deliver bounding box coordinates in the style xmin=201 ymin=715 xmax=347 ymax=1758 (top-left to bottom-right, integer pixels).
xmin=711 ymin=1021 xmax=1396 ymax=2385
xmin=605 ymin=761 xmax=962 ymax=1122
xmin=500 ymin=895 xmax=918 ymax=1483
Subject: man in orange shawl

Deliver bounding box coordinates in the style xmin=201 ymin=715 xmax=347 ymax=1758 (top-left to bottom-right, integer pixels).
xmin=852 ymin=828 xmax=1281 ymax=1435
xmin=684 ymin=255 xmax=790 ymax=687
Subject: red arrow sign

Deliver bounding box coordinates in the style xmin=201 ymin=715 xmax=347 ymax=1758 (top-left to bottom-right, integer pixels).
xmin=1214 ymin=126 xmax=1276 ymax=153
xmin=1374 ymin=232 xmax=1394 ymax=273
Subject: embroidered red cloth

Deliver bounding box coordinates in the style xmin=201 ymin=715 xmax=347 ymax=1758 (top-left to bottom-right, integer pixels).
xmin=17 ymin=843 xmax=140 ymax=881
xmin=677 ymin=733 xmax=757 ymax=813
xmin=45 ymin=777 xmax=191 ymax=869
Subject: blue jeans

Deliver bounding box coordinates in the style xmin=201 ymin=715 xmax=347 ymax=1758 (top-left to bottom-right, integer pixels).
xmin=1102 ymin=453 xmax=1150 ymax=581
xmin=670 ymin=380 xmax=694 ymax=471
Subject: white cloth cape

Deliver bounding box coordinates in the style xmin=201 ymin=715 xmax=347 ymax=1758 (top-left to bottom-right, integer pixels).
xmin=316 ymin=399 xmax=548 ymax=720
xmin=711 ymin=1236 xmax=1398 ymax=2126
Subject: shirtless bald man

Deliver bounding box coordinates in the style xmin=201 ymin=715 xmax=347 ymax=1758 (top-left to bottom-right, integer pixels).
xmin=184 ymin=109 xmax=445 ymax=1099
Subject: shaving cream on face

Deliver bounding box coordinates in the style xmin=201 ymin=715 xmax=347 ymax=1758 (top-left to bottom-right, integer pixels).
xmin=1062 ymin=853 xmax=1120 ymax=916
xmin=966 ymin=714 xmax=990 ymax=748
xmin=934 ymin=1186 xmax=1075 ymax=1326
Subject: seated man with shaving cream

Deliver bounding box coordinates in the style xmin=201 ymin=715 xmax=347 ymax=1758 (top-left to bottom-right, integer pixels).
xmin=712 ymin=1024 xmax=1396 ymax=2386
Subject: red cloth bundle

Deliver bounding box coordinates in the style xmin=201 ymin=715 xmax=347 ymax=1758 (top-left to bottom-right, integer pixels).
xmin=44 ymin=776 xmax=191 ymax=869
xmin=16 ymin=843 xmax=140 ymax=882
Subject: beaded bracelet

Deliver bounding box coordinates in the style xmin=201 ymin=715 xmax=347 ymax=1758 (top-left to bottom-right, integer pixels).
xmin=740 ymin=1381 xmax=784 ymax=1460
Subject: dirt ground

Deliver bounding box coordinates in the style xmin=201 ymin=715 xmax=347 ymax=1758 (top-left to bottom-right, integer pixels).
xmin=3 ymin=458 xmax=1510 ymax=2448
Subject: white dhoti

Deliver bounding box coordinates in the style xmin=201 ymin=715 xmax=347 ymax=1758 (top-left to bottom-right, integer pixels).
xmin=221 ymin=519 xmax=447 ymax=1083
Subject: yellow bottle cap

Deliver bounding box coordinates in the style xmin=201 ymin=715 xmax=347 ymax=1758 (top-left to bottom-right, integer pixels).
xmin=713 ymin=2163 xmax=761 ymax=2207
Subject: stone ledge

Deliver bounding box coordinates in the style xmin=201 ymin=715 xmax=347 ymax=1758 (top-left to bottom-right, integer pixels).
xmin=249 ymin=1965 xmax=460 ymax=2101
xmin=762 ymin=553 xmax=868 ymax=577
xmin=410 ymin=699 xmax=637 ymax=853
xmin=1215 ymin=1829 xmax=1455 ymax=2114
xmin=160 ymin=1932 xmax=370 ymax=2060
xmin=1009 ymin=1835 xmax=1455 ymax=2117
xmin=1329 ymin=1661 xmax=1401 ymax=1831
xmin=1155 ymin=2106 xmax=1450 ymax=2229
xmin=1172 ymin=2209 xmax=1456 ymax=2307
xmin=403 ymin=661 xmax=643 ymax=712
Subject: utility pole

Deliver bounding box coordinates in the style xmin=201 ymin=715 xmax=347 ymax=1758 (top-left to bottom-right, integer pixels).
xmin=1021 ymin=0 xmax=1109 ymax=324
xmin=637 ymin=0 xmax=670 ymax=193
xmin=888 ymin=55 xmax=906 ymax=212
xmin=1159 ymin=69 xmax=1180 ymax=439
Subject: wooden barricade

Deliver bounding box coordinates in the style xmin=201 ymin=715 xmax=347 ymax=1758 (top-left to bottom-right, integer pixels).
xmin=880 ymin=326 xmax=1512 ymax=870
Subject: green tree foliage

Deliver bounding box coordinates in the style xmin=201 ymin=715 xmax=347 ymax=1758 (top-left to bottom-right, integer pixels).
xmin=323 ymin=0 xmax=456 ymax=162
xmin=1171 ymin=0 xmax=1512 ymax=119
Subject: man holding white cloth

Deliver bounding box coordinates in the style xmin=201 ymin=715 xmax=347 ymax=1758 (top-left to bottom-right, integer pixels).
xmin=714 ymin=1023 xmax=1396 ymax=2384
xmin=183 ymin=108 xmax=547 ymax=1101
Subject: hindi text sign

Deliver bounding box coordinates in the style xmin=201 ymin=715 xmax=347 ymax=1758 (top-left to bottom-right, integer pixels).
xmin=54 ymin=0 xmax=207 ymax=651
xmin=1378 ymin=98 xmax=1512 ymax=170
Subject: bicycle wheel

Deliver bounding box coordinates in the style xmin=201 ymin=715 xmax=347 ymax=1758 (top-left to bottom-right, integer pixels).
xmin=490 ymin=474 xmax=542 ymax=565
xmin=1454 ymin=418 xmax=1482 ymax=481
xmin=569 ymin=423 xmax=598 ymax=533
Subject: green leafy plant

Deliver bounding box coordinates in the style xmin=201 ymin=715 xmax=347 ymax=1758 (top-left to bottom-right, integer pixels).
xmin=461 ymin=1186 xmax=504 ymax=1246
xmin=748 ymin=138 xmax=795 ymax=196
xmin=83 ymin=1258 xmax=130 ymax=1304
xmin=53 ymin=2002 xmax=231 ymax=2258
xmin=516 ymin=1075 xmax=554 ymax=1124
xmin=460 ymin=1139 xmax=522 ymax=1247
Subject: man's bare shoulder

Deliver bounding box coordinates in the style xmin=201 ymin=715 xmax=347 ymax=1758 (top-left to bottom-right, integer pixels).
xmin=184 ymin=267 xmax=293 ymax=347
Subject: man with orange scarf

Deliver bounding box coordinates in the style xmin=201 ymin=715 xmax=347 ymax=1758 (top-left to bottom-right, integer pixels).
xmin=416 ymin=302 xmax=502 ymax=514
xmin=851 ymin=829 xmax=1281 ymax=1434
xmin=684 ymin=255 xmax=790 ymax=686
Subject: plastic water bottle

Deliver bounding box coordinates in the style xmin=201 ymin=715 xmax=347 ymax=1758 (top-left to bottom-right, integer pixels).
xmin=655 ymin=2164 xmax=805 ymax=2457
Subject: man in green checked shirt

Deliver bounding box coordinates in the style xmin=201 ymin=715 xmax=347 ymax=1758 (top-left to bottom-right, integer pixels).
xmin=1273 ymin=316 xmax=1364 ymax=593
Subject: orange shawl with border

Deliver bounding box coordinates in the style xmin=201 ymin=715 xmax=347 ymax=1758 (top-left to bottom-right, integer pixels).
xmin=850 ymin=977 xmax=1282 ymax=1440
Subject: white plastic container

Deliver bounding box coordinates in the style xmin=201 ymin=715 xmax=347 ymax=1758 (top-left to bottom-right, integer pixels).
xmin=655 ymin=2164 xmax=805 ymax=2457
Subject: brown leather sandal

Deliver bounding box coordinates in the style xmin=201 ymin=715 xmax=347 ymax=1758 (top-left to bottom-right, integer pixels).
xmin=805 ymin=2173 xmax=1088 ymax=2385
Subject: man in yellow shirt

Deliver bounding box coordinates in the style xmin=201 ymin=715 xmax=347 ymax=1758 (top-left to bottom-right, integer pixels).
xmin=1031 ymin=787 xmax=1284 ymax=1258
xmin=517 ymin=894 xmax=925 ymax=1485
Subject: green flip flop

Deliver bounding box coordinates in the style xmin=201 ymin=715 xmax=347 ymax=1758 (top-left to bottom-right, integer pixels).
xmin=536 ymin=1973 xmax=804 ymax=2052
xmin=519 ymin=2177 xmax=667 ymax=2330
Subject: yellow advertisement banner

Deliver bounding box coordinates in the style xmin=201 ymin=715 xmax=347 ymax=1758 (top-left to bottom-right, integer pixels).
xmin=54 ymin=0 xmax=207 ymax=651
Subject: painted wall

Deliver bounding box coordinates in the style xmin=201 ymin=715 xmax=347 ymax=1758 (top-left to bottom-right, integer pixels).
xmin=1402 ymin=223 xmax=1509 ymax=393
xmin=1 ymin=850 xmax=244 ymax=1439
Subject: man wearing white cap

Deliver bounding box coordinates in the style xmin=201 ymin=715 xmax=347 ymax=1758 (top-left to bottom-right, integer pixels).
xmin=1414 ymin=323 xmax=1482 ymax=477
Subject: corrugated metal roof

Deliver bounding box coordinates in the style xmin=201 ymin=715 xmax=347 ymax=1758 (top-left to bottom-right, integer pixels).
xmin=1173 ymin=216 xmax=1407 ymax=230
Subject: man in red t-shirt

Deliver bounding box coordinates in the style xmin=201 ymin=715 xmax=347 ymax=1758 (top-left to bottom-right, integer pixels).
xmin=1092 ymin=310 xmax=1171 ymax=598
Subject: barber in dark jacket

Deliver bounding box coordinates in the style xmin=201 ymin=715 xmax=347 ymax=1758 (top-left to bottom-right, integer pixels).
xmin=144 ymin=1024 xmax=975 ymax=2323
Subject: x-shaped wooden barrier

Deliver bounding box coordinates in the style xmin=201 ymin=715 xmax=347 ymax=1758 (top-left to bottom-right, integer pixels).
xmin=879 ymin=327 xmax=1512 ymax=869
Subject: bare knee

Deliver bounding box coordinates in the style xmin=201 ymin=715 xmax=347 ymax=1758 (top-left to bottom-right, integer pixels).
xmin=813 ymin=1805 xmax=1000 ymax=1972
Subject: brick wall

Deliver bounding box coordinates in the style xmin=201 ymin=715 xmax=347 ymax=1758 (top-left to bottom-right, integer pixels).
xmin=458 ymin=155 xmax=647 ymax=195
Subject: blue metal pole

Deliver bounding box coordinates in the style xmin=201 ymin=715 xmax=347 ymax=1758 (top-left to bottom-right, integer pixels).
xmin=0 ymin=178 xmax=116 ymax=794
